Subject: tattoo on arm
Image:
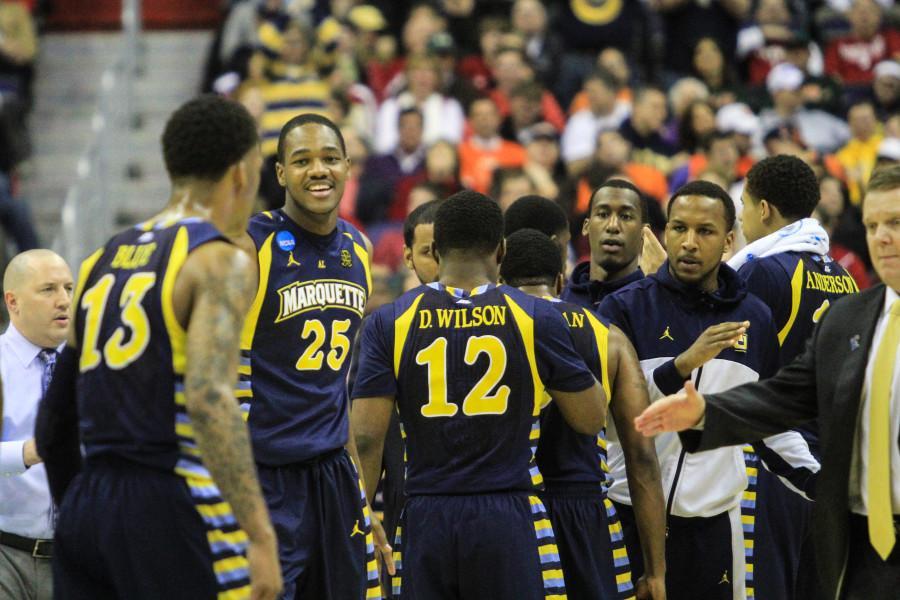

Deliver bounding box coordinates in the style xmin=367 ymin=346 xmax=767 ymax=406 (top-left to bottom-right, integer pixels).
xmin=184 ymin=247 xmax=272 ymax=542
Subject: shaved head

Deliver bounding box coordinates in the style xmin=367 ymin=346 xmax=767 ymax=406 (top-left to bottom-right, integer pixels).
xmin=4 ymin=249 xmax=74 ymax=348
xmin=3 ymin=249 xmax=68 ymax=292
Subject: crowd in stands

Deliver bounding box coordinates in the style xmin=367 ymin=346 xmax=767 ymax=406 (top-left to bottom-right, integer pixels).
xmin=0 ymin=0 xmax=40 ymax=257
xmin=204 ymin=0 xmax=900 ymax=306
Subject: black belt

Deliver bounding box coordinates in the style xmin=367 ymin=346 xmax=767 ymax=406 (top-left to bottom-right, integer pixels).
xmin=0 ymin=530 xmax=53 ymax=558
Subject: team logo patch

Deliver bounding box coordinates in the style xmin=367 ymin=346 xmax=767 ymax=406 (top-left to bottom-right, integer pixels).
xmin=275 ymin=230 xmax=296 ymax=252
xmin=341 ymin=249 xmax=353 ymax=268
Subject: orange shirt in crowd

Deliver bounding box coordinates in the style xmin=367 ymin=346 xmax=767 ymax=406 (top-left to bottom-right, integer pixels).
xmin=575 ymin=162 xmax=668 ymax=215
xmin=489 ymin=88 xmax=567 ymax=131
xmin=458 ymin=137 xmax=528 ymax=194
xmin=568 ymin=88 xmax=633 ymax=116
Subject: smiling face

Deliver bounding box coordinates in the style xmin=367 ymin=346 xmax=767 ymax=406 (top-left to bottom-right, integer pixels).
xmin=276 ymin=122 xmax=350 ymax=224
xmin=5 ymin=253 xmax=74 ymax=348
xmin=665 ymin=194 xmax=733 ymax=291
xmin=863 ymin=187 xmax=900 ymax=290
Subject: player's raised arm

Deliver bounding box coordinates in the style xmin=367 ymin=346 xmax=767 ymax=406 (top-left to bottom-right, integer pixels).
xmin=608 ymin=326 xmax=666 ymax=599
xmin=181 ymin=242 xmax=282 ymax=600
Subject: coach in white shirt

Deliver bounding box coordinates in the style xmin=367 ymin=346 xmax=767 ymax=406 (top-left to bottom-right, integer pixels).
xmin=1 ymin=249 xmax=73 ymax=600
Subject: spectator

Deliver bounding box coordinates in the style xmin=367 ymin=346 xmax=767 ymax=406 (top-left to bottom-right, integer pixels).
xmin=427 ymin=32 xmax=480 ymax=111
xmin=0 ymin=173 xmax=38 ymax=252
xmin=663 ymin=76 xmax=711 ymax=148
xmin=458 ymin=97 xmax=527 ymax=194
xmin=510 ymin=0 xmax=562 ymax=90
xmin=366 ymin=3 xmax=447 ymax=101
xmin=655 ymin=0 xmax=750 ymax=79
xmin=489 ymin=166 xmax=536 ymax=211
xmin=256 ymin=19 xmax=331 ymax=158
xmin=561 ymin=68 xmax=631 ymax=175
xmin=670 ymin=131 xmax=742 ymax=197
xmin=520 ymin=121 xmax=566 ymax=200
xmin=562 ymin=130 xmax=668 ymax=223
xmin=373 ymin=53 xmax=465 ymax=154
xmin=552 ymin=0 xmax=649 ymax=108
xmin=457 ymin=15 xmax=508 ymax=94
xmin=824 ymin=0 xmax=900 ymax=85
xmin=677 ymin=100 xmax=717 ymax=154
xmin=567 ymin=47 xmax=635 ymax=114
xmin=872 ymin=59 xmax=900 ymax=119
xmin=391 ymin=140 xmax=461 ymax=221
xmin=691 ymin=37 xmax=741 ymax=109
xmin=489 ymin=46 xmax=566 ymax=130
xmin=716 ymin=102 xmax=762 ymax=175
xmin=500 ymin=80 xmax=546 ymax=143
xmin=781 ymin=29 xmax=843 ymax=116
xmin=736 ymin=0 xmax=819 ymax=86
xmin=758 ymin=62 xmax=850 ymax=154
xmin=619 ymin=86 xmax=682 ymax=175
xmin=357 ymin=107 xmax=427 ymax=225
xmin=837 ymin=100 xmax=884 ymax=204
xmin=815 ymin=174 xmax=871 ymax=283
xmin=337 ymin=126 xmax=369 ymax=230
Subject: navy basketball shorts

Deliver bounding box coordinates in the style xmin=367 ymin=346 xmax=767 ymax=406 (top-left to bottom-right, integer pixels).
xmin=748 ymin=464 xmax=812 ymax=600
xmin=540 ymin=487 xmax=635 ymax=599
xmin=391 ymin=493 xmax=565 ymax=600
xmin=53 ymin=457 xmax=250 ymax=600
xmin=256 ymin=448 xmax=379 ymax=600
xmin=665 ymin=508 xmax=743 ymax=600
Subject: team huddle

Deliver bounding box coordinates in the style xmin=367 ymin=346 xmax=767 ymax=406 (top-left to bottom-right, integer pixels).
xmin=32 ymin=94 xmax=870 ymax=600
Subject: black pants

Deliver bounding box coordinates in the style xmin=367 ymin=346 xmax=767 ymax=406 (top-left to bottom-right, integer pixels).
xmin=842 ymin=514 xmax=900 ymax=600
xmin=665 ymin=511 xmax=736 ymax=600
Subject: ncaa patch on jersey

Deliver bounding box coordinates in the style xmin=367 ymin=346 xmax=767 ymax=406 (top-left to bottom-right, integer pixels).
xmin=276 ymin=230 xmax=296 ymax=252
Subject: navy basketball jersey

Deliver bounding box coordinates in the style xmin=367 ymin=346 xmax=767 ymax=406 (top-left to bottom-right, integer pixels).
xmin=738 ymin=251 xmax=858 ymax=365
xmin=536 ymin=299 xmax=612 ymax=489
xmin=352 ymin=283 xmax=596 ymax=496
xmin=73 ymin=216 xmax=251 ymax=595
xmin=241 ymin=210 xmax=371 ymax=465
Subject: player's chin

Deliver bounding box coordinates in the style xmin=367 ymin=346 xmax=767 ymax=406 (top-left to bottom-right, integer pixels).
xmin=295 ymin=195 xmax=341 ymax=214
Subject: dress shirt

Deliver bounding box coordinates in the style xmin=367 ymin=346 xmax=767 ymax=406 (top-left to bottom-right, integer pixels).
xmin=0 ymin=323 xmax=60 ymax=539
xmin=850 ymin=287 xmax=900 ymax=514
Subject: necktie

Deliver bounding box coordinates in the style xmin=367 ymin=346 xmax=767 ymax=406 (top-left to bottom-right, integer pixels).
xmin=38 ymin=349 xmax=57 ymax=399
xmin=869 ymin=300 xmax=900 ymax=560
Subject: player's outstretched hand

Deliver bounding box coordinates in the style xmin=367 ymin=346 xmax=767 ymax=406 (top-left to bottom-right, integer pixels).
xmin=371 ymin=511 xmax=396 ymax=576
xmin=635 ymin=573 xmax=666 ymax=599
xmin=248 ymin=535 xmax=283 ymax=600
xmin=638 ymin=226 xmax=667 ymax=276
xmin=634 ymin=381 xmax=706 ymax=437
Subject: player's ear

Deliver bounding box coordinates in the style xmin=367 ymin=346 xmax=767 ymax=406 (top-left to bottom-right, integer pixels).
xmin=759 ymin=199 xmax=771 ymax=222
xmin=724 ymin=228 xmax=735 ymax=256
xmin=4 ymin=290 xmax=17 ymax=316
xmin=496 ymin=238 xmax=506 ymax=265
xmin=275 ymin=160 xmax=286 ymax=187
xmin=582 ymin=217 xmax=590 ymax=236
xmin=231 ymin=159 xmax=249 ymax=195
xmin=403 ymin=246 xmax=414 ymax=270
xmin=555 ymin=272 xmax=565 ymax=296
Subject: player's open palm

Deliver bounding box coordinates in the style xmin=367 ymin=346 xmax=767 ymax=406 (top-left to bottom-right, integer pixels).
xmin=634 ymin=381 xmax=706 ymax=437
xmin=639 ymin=226 xmax=667 ymax=276
xmin=248 ymin=537 xmax=283 ymax=600
xmin=675 ymin=321 xmax=749 ymax=376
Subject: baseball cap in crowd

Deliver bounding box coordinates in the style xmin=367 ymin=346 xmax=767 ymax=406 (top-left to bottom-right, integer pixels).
xmin=518 ymin=121 xmax=559 ymax=146
xmin=767 ymin=63 xmax=805 ymax=94
xmin=347 ymin=4 xmax=386 ymax=32
xmin=427 ymin=32 xmax=456 ymax=56
xmin=716 ymin=103 xmax=760 ymax=137
xmin=877 ymin=137 xmax=900 ymax=162
xmin=875 ymin=60 xmax=900 ymax=81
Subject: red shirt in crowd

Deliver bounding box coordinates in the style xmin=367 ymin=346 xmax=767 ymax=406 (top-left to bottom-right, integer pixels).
xmin=824 ymin=28 xmax=900 ymax=84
